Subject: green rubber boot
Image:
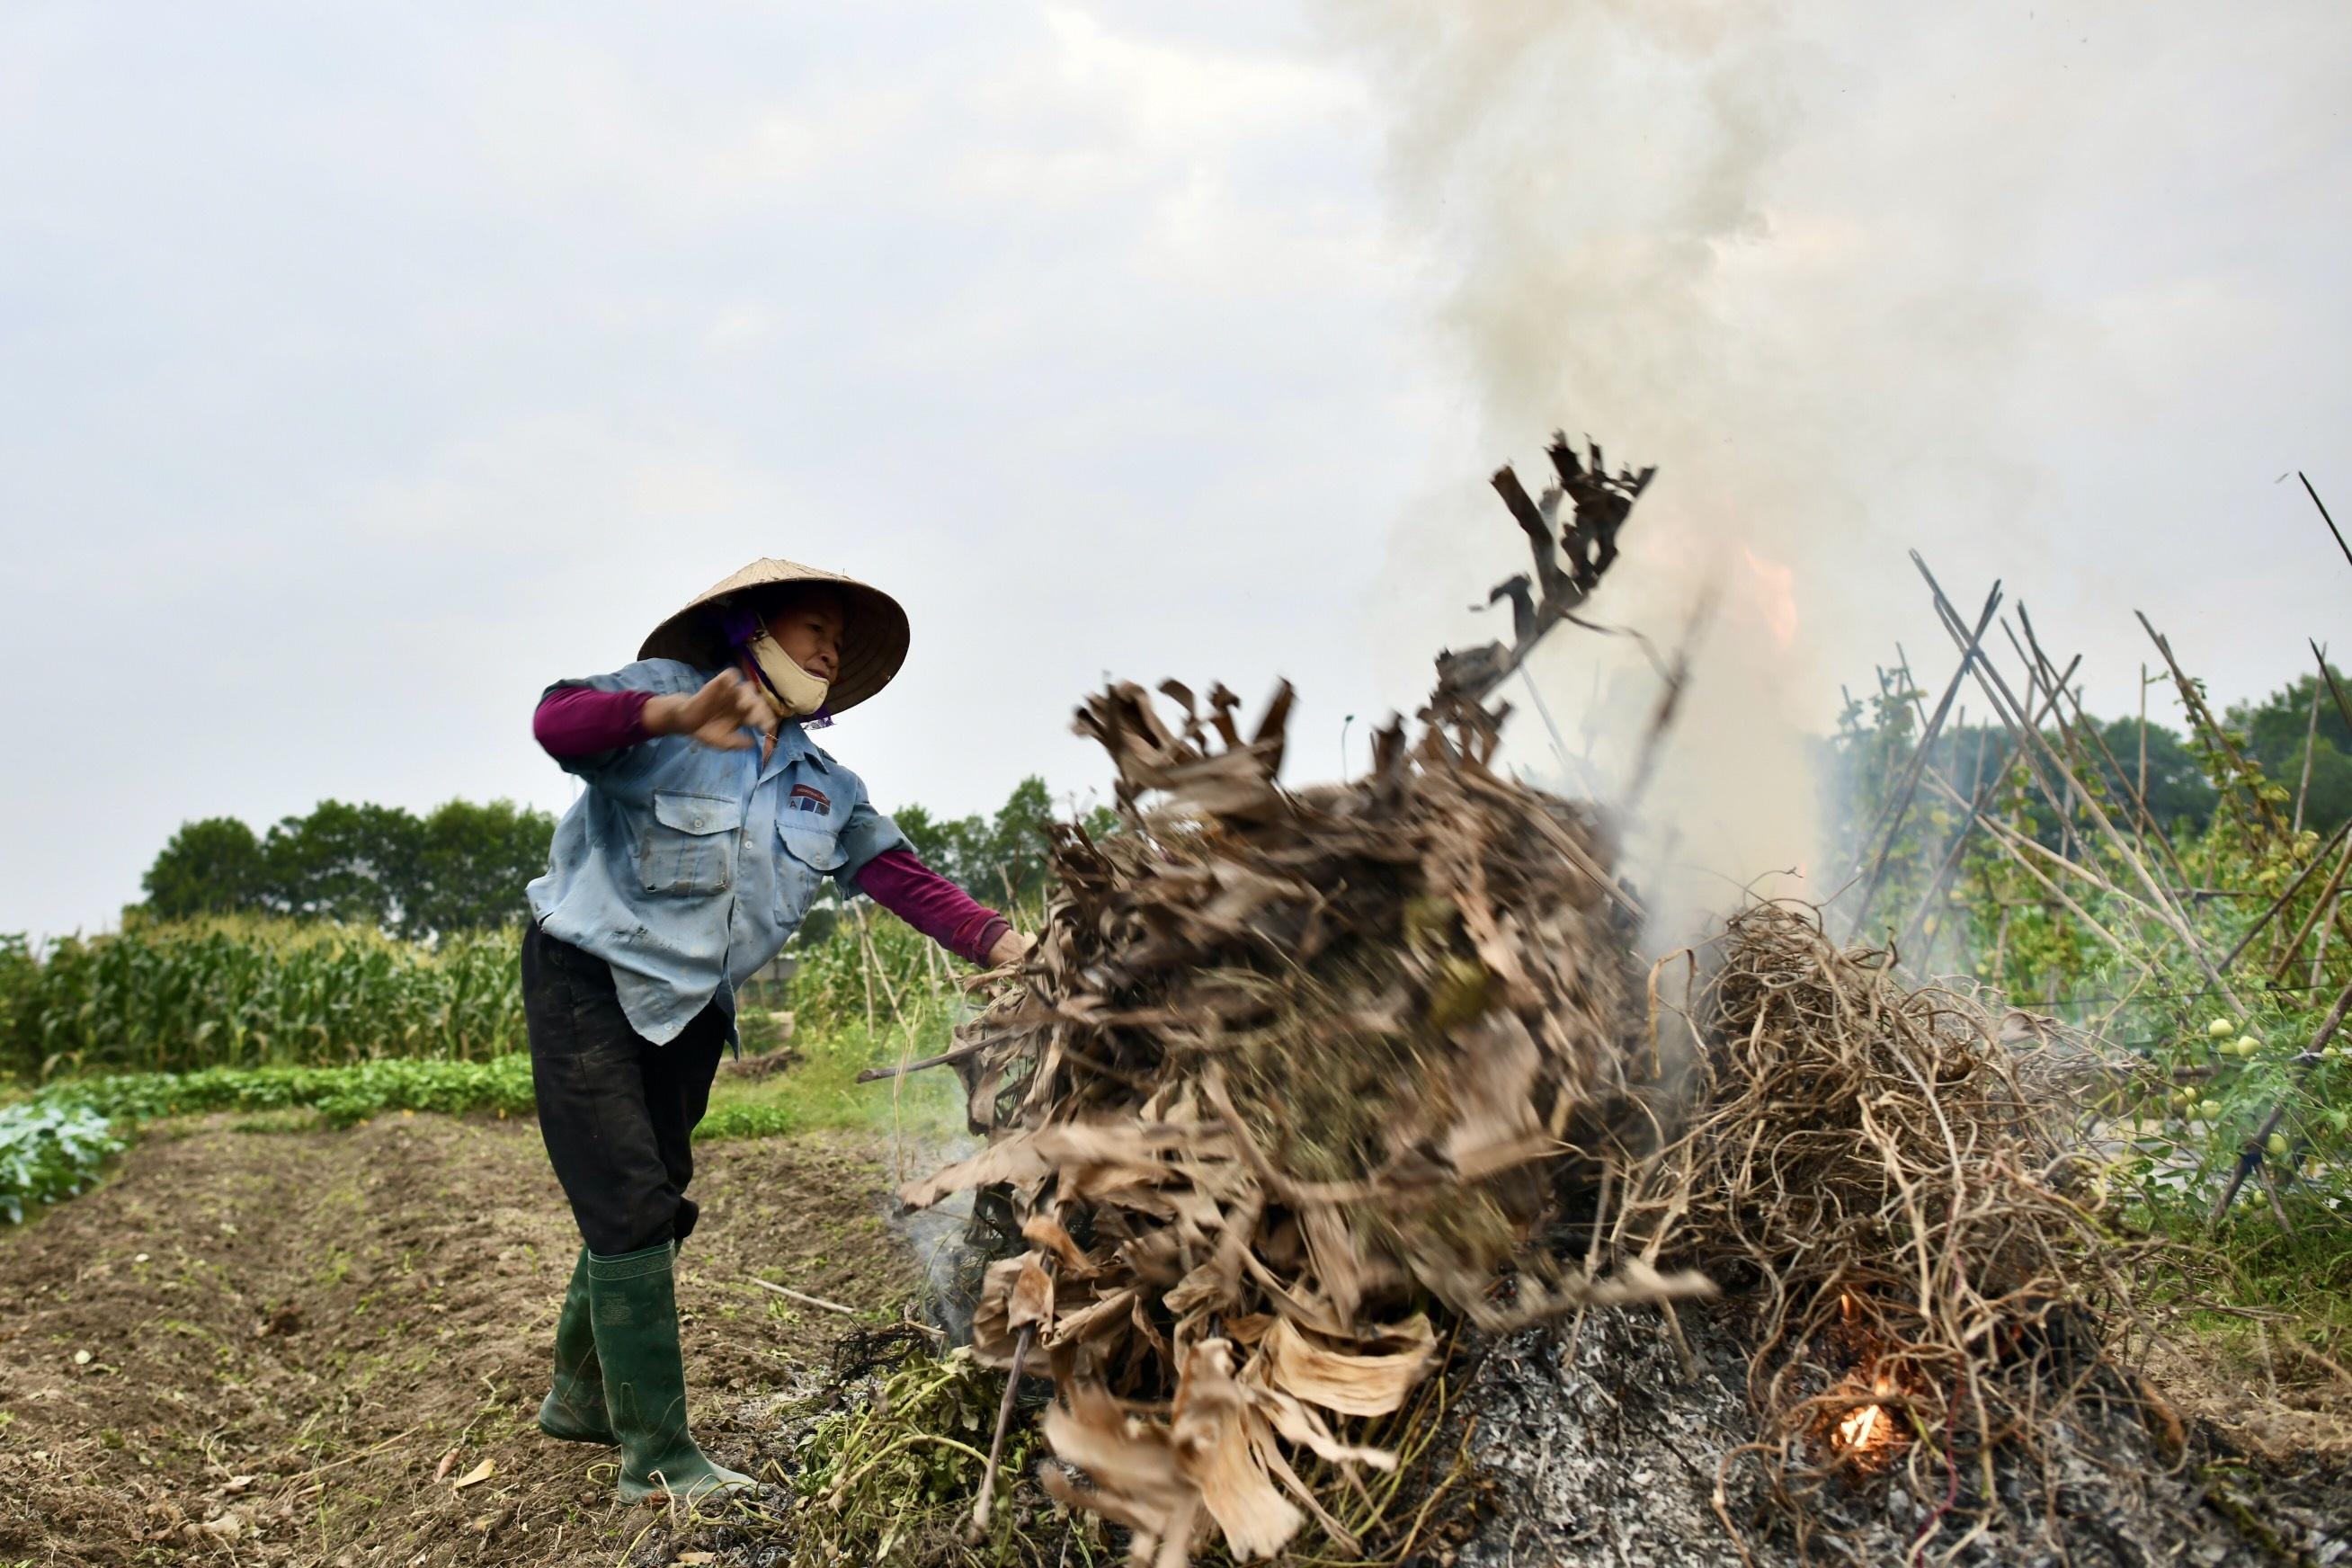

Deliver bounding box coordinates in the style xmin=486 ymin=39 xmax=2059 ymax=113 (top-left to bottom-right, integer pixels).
xmin=538 ymin=1247 xmax=616 ymax=1444
xmin=587 ymin=1243 xmax=755 ymax=1504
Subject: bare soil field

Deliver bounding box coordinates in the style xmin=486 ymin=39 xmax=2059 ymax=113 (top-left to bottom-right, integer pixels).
xmin=0 ymin=1112 xmax=919 ymax=1567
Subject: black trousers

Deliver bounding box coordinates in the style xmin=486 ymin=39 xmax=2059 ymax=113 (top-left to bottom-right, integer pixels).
xmin=521 ymin=922 xmax=726 ymax=1256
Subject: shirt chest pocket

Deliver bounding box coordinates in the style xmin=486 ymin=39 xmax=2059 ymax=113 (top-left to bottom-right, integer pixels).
xmin=775 ymin=816 xmax=845 ymax=918
xmin=637 ymin=791 xmax=744 ymax=896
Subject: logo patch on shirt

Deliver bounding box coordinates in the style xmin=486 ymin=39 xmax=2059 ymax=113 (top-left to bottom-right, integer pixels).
xmin=788 ymin=783 xmax=833 ymax=816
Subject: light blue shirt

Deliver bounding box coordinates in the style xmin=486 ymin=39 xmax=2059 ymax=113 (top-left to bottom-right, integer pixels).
xmin=525 ymin=658 xmax=908 ymax=1045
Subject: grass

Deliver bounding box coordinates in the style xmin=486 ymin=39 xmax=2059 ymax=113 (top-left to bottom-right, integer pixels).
xmin=704 ymin=1010 xmax=964 ymax=1143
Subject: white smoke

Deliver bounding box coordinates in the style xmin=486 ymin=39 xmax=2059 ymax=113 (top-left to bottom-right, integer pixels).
xmin=1317 ymin=0 xmax=2066 ymax=945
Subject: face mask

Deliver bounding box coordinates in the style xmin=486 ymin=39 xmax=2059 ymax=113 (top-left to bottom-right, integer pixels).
xmin=745 ymin=630 xmax=832 ymax=717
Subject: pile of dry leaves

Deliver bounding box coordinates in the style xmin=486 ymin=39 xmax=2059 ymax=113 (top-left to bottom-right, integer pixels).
xmin=896 ymin=679 xmax=1710 ymax=1564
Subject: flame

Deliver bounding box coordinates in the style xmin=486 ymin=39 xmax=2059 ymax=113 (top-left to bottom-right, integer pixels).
xmin=1828 ymin=1292 xmax=1905 ymax=1467
xmin=1832 ymin=1368 xmax=1901 ymax=1458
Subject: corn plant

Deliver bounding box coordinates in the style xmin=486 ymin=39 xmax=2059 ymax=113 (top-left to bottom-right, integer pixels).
xmin=0 ymin=917 xmax=525 ymax=1079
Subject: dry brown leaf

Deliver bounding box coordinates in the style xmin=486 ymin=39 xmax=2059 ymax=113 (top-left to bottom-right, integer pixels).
xmin=1009 ymin=1252 xmax=1056 ymax=1333
xmin=899 ymin=1122 xmax=1203 ymax=1210
xmin=450 ymin=1457 xmax=494 ymax=1490
xmin=1262 ymin=1316 xmax=1432 ymax=1418
xmin=1172 ymin=1341 xmax=1301 ymax=1560
xmin=1022 ymin=1214 xmax=1093 ymax=1273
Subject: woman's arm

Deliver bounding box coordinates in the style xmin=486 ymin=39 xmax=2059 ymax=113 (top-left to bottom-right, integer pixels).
xmin=854 ymin=848 xmax=1014 ymax=966
xmin=533 ymin=669 xmax=778 ymax=762
xmin=534 ymin=686 xmax=653 ymax=758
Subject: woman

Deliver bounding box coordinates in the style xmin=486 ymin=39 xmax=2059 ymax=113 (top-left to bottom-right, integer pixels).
xmin=521 ymin=558 xmax=1024 ymax=1503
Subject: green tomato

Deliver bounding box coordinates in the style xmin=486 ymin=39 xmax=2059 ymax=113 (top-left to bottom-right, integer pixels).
xmin=2235 ymin=1035 xmax=2261 ymax=1056
xmin=2208 ymin=1018 xmax=2236 ymax=1038
xmin=2267 ymin=1133 xmax=2289 ymax=1157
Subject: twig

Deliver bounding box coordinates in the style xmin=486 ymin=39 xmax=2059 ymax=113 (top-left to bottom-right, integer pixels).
xmin=2209 ymin=973 xmax=2352 ymax=1227
xmin=2294 ymin=679 xmax=2321 ymax=835
xmin=1848 ymin=581 xmax=2001 ymax=940
xmin=856 ymin=1038 xmax=986 ymax=1083
xmin=969 ymin=1325 xmax=1034 ymax=1539
xmin=2312 ymin=639 xmax=2352 ymax=739
xmin=744 ymin=1278 xmax=862 ymax=1318
xmin=2265 ymin=828 xmax=2352 ymax=985
xmin=1920 ymin=559 xmax=2232 ymax=999
xmin=2137 ymin=610 xmax=2285 ymax=838
xmin=2300 ymin=471 xmax=2351 ymax=573
xmin=1920 ymin=770 xmax=2152 ymax=978
xmin=2215 ymin=818 xmax=2352 ymax=974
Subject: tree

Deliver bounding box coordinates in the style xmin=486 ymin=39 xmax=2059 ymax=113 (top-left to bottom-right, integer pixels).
xmin=259 ymin=800 xmax=422 ymax=929
xmin=140 ymin=817 xmax=267 ymax=918
xmin=2224 ymin=666 xmax=2352 ymax=834
xmin=406 ymin=798 xmax=559 ymax=938
xmin=2089 ymin=717 xmax=2219 ymax=834
xmin=883 ymin=778 xmax=1070 ymax=909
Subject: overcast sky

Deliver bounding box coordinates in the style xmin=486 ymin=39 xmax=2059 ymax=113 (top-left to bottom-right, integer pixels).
xmin=4 ymin=1 xmax=2348 ymax=939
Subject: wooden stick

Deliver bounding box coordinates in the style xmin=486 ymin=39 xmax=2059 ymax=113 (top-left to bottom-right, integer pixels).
xmin=1847 ymin=581 xmax=2000 ymax=939
xmin=2312 ymin=640 xmax=2352 ymax=739
xmin=2300 ymin=471 xmax=2351 ymax=574
xmin=2003 ymin=614 xmax=2088 ymax=865
xmin=2266 ymin=830 xmax=2352 ymax=985
xmin=1920 ymin=558 xmax=2234 ymax=1002
xmin=2139 ymin=664 xmax=2151 ymax=818
xmin=2209 ymin=974 xmax=2352 ymax=1227
xmin=2137 ymin=610 xmax=2284 ymax=837
xmin=1893 ymin=660 xmax=2076 ymax=963
xmin=744 ymin=1278 xmax=861 ymax=1317
xmin=2017 ymin=605 xmax=2195 ymax=893
xmin=1914 ymin=561 xmax=2076 ymax=837
xmin=2294 ymin=680 xmax=2321 ymax=834
xmin=969 ymin=1325 xmax=1033 ymax=1539
xmin=856 ymin=1038 xmax=985 ymax=1082
xmin=2309 ymin=892 xmax=2333 ymax=992
xmin=1920 ymin=773 xmax=2150 ymax=978
xmin=2214 ymin=818 xmax=2352 ymax=976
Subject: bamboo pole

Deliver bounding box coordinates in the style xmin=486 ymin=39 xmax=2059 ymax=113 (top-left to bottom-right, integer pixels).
xmin=2005 ymin=614 xmax=2089 ymax=864
xmin=2139 ymin=664 xmax=2151 ymax=810
xmin=1846 ymin=581 xmax=2001 ymax=938
xmin=2136 ymin=610 xmax=2284 ymax=838
xmin=2312 ymin=641 xmax=2352 ymax=738
xmin=2016 ymin=608 xmax=2199 ymax=896
xmin=2309 ymin=893 xmax=2333 ymax=992
xmin=2294 ymin=681 xmax=2321 ymax=834
xmin=2300 ymin=471 xmax=2351 ymax=574
xmin=1892 ymin=659 xmax=2077 ymax=967
xmin=2266 ymin=831 xmax=2352 ymax=986
xmin=1920 ymin=558 xmax=2245 ymax=1011
xmin=2214 ymin=818 xmax=2352 ymax=976
xmin=1920 ymin=771 xmax=2152 ymax=979
xmin=2209 ymin=973 xmax=2352 ymax=1227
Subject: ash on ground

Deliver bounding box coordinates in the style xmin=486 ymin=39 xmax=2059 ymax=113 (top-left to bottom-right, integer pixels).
xmin=1450 ymin=1301 xmax=2348 ymax=1568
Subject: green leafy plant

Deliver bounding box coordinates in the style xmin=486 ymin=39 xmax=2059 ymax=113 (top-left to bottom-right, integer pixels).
xmin=0 ymin=1100 xmax=125 ymax=1223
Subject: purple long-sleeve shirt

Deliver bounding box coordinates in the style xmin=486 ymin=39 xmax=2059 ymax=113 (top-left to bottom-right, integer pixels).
xmin=533 ymin=685 xmax=1009 ymax=965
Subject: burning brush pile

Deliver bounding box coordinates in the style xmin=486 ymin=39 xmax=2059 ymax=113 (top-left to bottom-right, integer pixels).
xmin=895 ymin=678 xmax=1714 ymax=1563
xmin=800 ymin=441 xmax=2211 ymax=1567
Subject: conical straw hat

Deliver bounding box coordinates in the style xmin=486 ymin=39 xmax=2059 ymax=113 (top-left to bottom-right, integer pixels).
xmin=638 ymin=559 xmax=911 ymax=715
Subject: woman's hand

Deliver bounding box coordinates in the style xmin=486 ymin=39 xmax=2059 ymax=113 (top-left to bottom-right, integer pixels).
xmin=986 ymin=929 xmax=1032 ymax=968
xmin=644 ymin=670 xmax=775 ymax=755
